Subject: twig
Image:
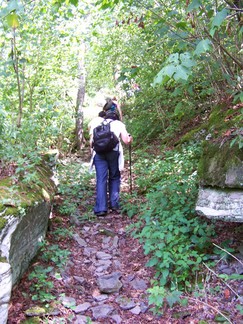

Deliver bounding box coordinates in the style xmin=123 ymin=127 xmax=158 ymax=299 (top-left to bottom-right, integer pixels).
xmin=203 ymin=262 xmax=241 ymax=300
xmin=187 ymin=296 xmax=233 ymax=324
xmin=213 ymin=243 xmax=243 ymax=266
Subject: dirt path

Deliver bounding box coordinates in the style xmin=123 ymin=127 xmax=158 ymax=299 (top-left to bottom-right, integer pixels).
xmin=7 ymin=159 xmax=242 ymax=324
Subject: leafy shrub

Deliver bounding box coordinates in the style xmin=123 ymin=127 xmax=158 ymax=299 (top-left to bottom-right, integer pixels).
xmin=129 ymin=144 xmax=215 ymax=297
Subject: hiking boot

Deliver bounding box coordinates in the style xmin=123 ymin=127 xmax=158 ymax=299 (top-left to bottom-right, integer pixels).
xmin=110 ymin=208 xmax=121 ymax=215
xmin=95 ymin=211 xmax=107 ymax=217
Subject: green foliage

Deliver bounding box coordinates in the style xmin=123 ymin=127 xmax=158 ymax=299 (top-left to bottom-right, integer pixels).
xmin=40 ymin=243 xmax=71 ymax=268
xmin=28 ymin=239 xmax=71 ymax=303
xmin=57 ymin=162 xmax=94 ymax=218
xmin=128 ymin=144 xmax=215 ymax=293
xmin=28 ymin=265 xmax=55 ymax=303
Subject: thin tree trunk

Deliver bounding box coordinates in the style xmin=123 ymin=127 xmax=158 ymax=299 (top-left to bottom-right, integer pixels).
xmin=12 ymin=29 xmax=24 ymax=128
xmin=75 ymin=45 xmax=86 ymax=151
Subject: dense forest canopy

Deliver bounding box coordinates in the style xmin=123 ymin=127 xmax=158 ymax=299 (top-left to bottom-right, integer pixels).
xmin=0 ymin=0 xmax=242 ymax=163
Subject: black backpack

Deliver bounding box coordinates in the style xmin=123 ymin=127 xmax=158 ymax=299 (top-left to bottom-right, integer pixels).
xmin=93 ymin=120 xmax=119 ymax=154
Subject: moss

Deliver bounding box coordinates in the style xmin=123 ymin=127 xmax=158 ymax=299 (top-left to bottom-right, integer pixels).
xmin=179 ymin=126 xmax=203 ymax=144
xmin=198 ymin=140 xmax=243 ymax=187
xmin=0 ymin=256 xmax=7 ymax=262
xmin=179 ymin=103 xmax=242 ymax=144
xmin=0 ymin=160 xmax=57 ymax=231
xmin=0 ymin=215 xmax=7 ymax=230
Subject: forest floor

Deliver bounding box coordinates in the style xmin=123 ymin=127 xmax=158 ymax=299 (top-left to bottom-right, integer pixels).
xmin=6 ymin=154 xmax=243 ymax=324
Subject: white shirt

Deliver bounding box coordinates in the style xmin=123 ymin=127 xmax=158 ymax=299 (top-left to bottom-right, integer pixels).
xmin=89 ymin=118 xmax=128 ymax=171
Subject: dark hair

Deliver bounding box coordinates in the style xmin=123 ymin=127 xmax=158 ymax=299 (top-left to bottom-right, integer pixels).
xmin=98 ymin=111 xmax=106 ymax=117
xmin=105 ymin=111 xmax=119 ymax=120
xmin=103 ymin=99 xmax=113 ymax=111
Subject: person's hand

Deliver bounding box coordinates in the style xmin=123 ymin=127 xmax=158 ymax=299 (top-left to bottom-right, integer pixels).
xmin=128 ymin=134 xmax=133 ymax=143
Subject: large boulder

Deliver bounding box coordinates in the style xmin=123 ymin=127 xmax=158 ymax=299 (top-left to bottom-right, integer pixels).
xmin=196 ymin=141 xmax=243 ymax=222
xmin=0 ymin=152 xmax=58 ymax=324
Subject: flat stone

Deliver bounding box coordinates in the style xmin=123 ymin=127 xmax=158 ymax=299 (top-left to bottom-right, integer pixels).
xmin=196 ymin=188 xmax=243 ymax=222
xmin=73 ymin=276 xmax=85 ymax=284
xmin=59 ymin=296 xmax=76 ymax=309
xmin=91 ymin=304 xmax=114 ymax=319
xmin=130 ymin=278 xmax=148 ymax=290
xmin=97 ymin=272 xmax=122 ymax=293
xmin=73 ymin=234 xmax=87 ymax=247
xmin=116 ymin=295 xmax=136 ymax=310
xmin=74 ymin=315 xmax=89 ymax=324
xmin=25 ymin=306 xmax=57 ymax=317
xmin=83 ymin=247 xmax=97 ymax=256
xmin=96 ymin=251 xmax=112 ymax=260
xmin=95 ymin=260 xmax=112 ymax=267
xmin=74 ymin=302 xmax=92 ymax=314
xmin=112 ymin=236 xmax=119 ymax=249
xmin=93 ymin=294 xmax=109 ymax=302
xmin=110 ymin=314 xmax=122 ymax=324
xmin=130 ymin=305 xmax=141 ymax=315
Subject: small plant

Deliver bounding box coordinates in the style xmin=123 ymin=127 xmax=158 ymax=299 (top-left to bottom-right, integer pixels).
xmin=127 ymin=144 xmax=215 ymax=296
xmin=28 ymin=265 xmax=55 ymax=303
xmin=40 ymin=243 xmax=71 ymax=269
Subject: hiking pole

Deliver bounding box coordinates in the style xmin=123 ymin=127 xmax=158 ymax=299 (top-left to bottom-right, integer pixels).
xmin=129 ymin=143 xmax=132 ymax=194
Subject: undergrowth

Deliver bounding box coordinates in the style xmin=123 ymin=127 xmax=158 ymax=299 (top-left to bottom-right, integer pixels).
xmin=125 ymin=143 xmax=216 ymax=310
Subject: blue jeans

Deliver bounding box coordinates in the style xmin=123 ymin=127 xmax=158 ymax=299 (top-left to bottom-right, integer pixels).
xmin=94 ymin=150 xmax=120 ymax=213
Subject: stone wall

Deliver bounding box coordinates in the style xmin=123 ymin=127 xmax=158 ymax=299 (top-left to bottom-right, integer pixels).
xmin=196 ymin=141 xmax=243 ymax=222
xmin=0 ymin=152 xmax=57 ymax=324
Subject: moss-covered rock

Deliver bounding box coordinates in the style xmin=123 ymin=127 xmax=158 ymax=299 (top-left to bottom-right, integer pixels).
xmin=0 ymin=153 xmax=58 ymax=324
xmin=198 ymin=141 xmax=243 ymax=189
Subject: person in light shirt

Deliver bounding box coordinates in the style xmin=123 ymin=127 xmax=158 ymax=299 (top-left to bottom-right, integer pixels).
xmin=89 ymin=110 xmax=132 ymax=217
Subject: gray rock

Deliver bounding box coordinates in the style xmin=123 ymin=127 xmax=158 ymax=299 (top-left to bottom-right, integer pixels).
xmin=110 ymin=314 xmax=123 ymax=324
xmin=113 ymin=259 xmax=122 ymax=269
xmin=59 ymin=296 xmax=76 ymax=308
xmin=74 ymin=315 xmax=89 ymax=324
xmin=91 ymin=304 xmax=114 ymax=319
xmin=97 ymin=272 xmax=122 ymax=293
xmin=96 ymin=251 xmax=112 ymax=260
xmin=0 ymin=198 xmax=54 ymax=324
xmin=130 ymin=305 xmax=141 ymax=315
xmin=116 ymin=295 xmax=136 ymax=310
xmin=130 ymin=278 xmax=148 ymax=290
xmin=196 ymin=188 xmax=243 ymax=222
xmin=93 ymin=294 xmax=109 ymax=302
xmin=73 ymin=234 xmax=87 ymax=247
xmin=140 ymin=301 xmax=149 ymax=313
xmin=0 ymin=263 xmax=12 ymax=324
xmin=73 ymin=276 xmax=85 ymax=284
xmin=112 ymin=236 xmax=119 ymax=249
xmin=74 ymin=302 xmax=92 ymax=314
xmin=83 ymin=247 xmax=97 ymax=256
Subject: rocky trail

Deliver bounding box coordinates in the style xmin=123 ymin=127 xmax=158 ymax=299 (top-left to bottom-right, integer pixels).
xmin=6 ymin=159 xmax=243 ymax=324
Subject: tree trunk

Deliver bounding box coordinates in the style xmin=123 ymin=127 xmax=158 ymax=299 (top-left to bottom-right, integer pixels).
xmin=75 ymin=45 xmax=86 ymax=151
xmin=12 ymin=29 xmax=24 ymax=128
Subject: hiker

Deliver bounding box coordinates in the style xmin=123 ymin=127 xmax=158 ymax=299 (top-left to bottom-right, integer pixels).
xmin=89 ymin=111 xmax=132 ymax=216
xmin=103 ymin=97 xmax=123 ymax=121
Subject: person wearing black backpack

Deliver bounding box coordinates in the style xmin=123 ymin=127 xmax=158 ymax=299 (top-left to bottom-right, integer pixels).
xmin=89 ymin=110 xmax=132 ymax=217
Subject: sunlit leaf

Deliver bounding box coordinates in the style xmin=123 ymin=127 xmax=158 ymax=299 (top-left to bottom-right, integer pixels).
xmin=194 ymin=39 xmax=211 ymax=55
xmin=6 ymin=12 xmax=19 ymax=28
xmin=212 ymin=8 xmax=229 ymax=28
xmin=174 ymin=65 xmax=189 ymax=80
xmin=187 ymin=0 xmax=202 ymax=12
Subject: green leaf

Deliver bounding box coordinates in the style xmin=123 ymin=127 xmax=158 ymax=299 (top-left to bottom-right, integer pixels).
xmin=187 ymin=0 xmax=202 ymax=12
xmin=6 ymin=12 xmax=19 ymax=28
xmin=166 ymin=290 xmax=182 ymax=307
xmin=211 ymin=8 xmax=229 ymax=28
xmin=69 ymin=0 xmax=78 ymax=5
xmin=194 ymin=39 xmax=211 ymax=55
xmin=146 ymin=257 xmax=159 ymax=267
xmin=174 ymin=65 xmax=189 ymax=81
xmin=180 ymin=52 xmax=196 ymax=67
